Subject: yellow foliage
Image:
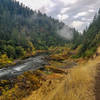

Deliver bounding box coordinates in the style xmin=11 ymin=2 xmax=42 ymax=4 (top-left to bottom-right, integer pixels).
xmin=0 ymin=54 xmax=12 ymax=67
xmin=0 ymin=71 xmax=43 ymax=100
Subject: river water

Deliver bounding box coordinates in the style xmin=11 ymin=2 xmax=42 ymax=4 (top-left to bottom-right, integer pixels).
xmin=0 ymin=55 xmax=47 ymax=79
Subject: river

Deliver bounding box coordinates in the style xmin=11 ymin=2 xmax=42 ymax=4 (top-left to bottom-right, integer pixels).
xmin=0 ymin=55 xmax=47 ymax=80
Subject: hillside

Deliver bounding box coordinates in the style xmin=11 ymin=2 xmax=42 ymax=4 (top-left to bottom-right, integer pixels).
xmin=76 ymin=9 xmax=100 ymax=58
xmin=0 ymin=0 xmax=80 ymax=60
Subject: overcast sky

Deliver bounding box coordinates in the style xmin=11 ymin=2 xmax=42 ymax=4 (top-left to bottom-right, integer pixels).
xmin=16 ymin=0 xmax=100 ymax=32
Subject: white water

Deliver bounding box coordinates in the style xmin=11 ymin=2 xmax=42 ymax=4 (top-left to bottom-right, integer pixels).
xmin=0 ymin=55 xmax=47 ymax=79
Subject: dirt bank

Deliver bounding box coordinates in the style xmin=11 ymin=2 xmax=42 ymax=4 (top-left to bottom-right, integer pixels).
xmin=95 ymin=63 xmax=100 ymax=100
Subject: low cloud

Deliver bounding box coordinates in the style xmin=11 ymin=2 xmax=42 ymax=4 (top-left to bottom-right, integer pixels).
xmin=57 ymin=25 xmax=73 ymax=40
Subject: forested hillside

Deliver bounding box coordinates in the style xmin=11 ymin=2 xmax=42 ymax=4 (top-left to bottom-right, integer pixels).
xmin=0 ymin=0 xmax=80 ymax=59
xmin=1 ymin=0 xmax=100 ymax=59
xmin=78 ymin=9 xmax=100 ymax=57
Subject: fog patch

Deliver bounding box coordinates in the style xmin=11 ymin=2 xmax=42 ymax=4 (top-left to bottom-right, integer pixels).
xmin=57 ymin=25 xmax=73 ymax=40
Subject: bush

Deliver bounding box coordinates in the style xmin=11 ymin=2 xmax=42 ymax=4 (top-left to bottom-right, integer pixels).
xmin=6 ymin=45 xmax=16 ymax=58
xmin=0 ymin=54 xmax=12 ymax=67
xmin=15 ymin=46 xmax=25 ymax=58
xmin=84 ymin=47 xmax=97 ymax=58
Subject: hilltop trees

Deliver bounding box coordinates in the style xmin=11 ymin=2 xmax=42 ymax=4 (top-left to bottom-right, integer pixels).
xmin=77 ymin=9 xmax=100 ymax=57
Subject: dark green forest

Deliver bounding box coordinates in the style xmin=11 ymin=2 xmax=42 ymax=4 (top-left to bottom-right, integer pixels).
xmin=0 ymin=0 xmax=80 ymax=59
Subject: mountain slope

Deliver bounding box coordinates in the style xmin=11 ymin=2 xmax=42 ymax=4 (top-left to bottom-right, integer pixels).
xmin=0 ymin=0 xmax=69 ymax=48
xmin=75 ymin=9 xmax=100 ymax=57
xmin=0 ymin=0 xmax=80 ymax=59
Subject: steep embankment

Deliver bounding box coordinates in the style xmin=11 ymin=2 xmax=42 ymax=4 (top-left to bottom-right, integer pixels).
xmin=95 ymin=63 xmax=100 ymax=100
xmin=95 ymin=47 xmax=100 ymax=100
xmin=23 ymin=55 xmax=100 ymax=100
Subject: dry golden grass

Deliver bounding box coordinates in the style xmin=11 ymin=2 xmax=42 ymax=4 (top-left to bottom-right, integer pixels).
xmin=23 ymin=55 xmax=100 ymax=100
xmin=48 ymin=66 xmax=96 ymax=100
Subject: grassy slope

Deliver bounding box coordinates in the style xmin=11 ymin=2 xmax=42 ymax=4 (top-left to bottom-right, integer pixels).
xmin=22 ymin=54 xmax=100 ymax=100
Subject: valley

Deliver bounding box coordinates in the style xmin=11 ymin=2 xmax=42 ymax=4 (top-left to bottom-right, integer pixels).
xmin=0 ymin=0 xmax=100 ymax=100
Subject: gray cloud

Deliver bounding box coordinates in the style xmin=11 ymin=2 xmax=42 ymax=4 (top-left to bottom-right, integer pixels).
xmin=46 ymin=0 xmax=100 ymax=32
xmin=17 ymin=0 xmax=100 ymax=32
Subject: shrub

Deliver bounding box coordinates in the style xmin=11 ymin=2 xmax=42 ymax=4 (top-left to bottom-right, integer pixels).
xmin=84 ymin=47 xmax=97 ymax=58
xmin=6 ymin=45 xmax=16 ymax=58
xmin=15 ymin=46 xmax=25 ymax=58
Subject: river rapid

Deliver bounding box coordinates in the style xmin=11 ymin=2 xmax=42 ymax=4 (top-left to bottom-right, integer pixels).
xmin=0 ymin=55 xmax=47 ymax=80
